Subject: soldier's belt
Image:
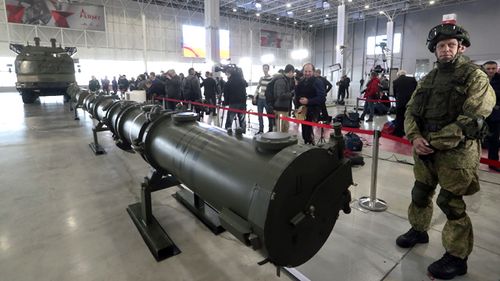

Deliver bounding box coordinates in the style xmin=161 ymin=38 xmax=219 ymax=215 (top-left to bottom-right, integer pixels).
xmin=424 ymin=123 xmax=443 ymax=132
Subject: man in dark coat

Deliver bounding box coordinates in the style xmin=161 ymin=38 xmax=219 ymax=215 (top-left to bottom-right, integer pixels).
xmin=164 ymin=69 xmax=182 ymax=110
xmin=392 ymin=70 xmax=417 ymax=136
xmin=295 ymin=63 xmax=326 ymax=145
xmin=112 ymin=76 xmax=118 ymax=94
xmin=88 ymin=75 xmax=100 ymax=92
xmin=483 ymin=61 xmax=500 ymax=171
xmin=146 ymin=72 xmax=165 ymax=101
xmin=223 ymin=68 xmax=248 ymax=134
xmin=200 ymin=71 xmax=218 ymax=116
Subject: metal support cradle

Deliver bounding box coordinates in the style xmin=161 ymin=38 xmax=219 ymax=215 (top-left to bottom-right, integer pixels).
xmin=127 ymin=170 xmax=181 ymax=261
xmin=89 ymin=121 xmax=108 ymax=155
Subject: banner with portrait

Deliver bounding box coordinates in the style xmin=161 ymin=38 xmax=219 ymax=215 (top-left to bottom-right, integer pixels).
xmin=5 ymin=0 xmax=105 ymax=31
xmin=260 ymin=30 xmax=282 ymax=48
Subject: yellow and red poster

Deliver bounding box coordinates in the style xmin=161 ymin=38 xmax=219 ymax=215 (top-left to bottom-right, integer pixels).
xmin=6 ymin=0 xmax=105 ymax=31
xmin=182 ymin=25 xmax=229 ymax=59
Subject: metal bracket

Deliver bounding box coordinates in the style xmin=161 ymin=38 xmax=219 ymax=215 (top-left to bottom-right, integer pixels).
xmin=173 ymin=187 xmax=225 ymax=235
xmin=89 ymin=121 xmax=108 ymax=155
xmin=127 ymin=170 xmax=181 ymax=261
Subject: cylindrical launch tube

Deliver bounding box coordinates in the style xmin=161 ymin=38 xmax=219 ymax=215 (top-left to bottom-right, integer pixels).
xmin=83 ymin=100 xmax=353 ymax=267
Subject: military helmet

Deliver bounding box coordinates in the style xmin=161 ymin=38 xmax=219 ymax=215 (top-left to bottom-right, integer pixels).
xmin=426 ymin=23 xmax=471 ymax=52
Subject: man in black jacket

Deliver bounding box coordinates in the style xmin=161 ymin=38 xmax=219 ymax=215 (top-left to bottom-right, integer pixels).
xmin=223 ymin=68 xmax=248 ymax=134
xmin=201 ymin=71 xmax=218 ymax=116
xmin=164 ymin=69 xmax=182 ymax=110
xmin=273 ymin=64 xmax=295 ymax=132
xmin=146 ymin=72 xmax=165 ymax=101
xmin=88 ymin=76 xmax=100 ymax=92
xmin=314 ymin=69 xmax=332 ymax=120
xmin=295 ymin=63 xmax=326 ymax=145
xmin=483 ymin=61 xmax=500 ymax=171
xmin=392 ymin=70 xmax=417 ymax=137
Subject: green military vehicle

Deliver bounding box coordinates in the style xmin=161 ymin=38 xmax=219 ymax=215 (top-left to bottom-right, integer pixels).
xmin=10 ymin=37 xmax=77 ymax=104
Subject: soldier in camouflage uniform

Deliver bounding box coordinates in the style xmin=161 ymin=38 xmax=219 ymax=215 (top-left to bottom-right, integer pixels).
xmin=396 ymin=23 xmax=496 ymax=280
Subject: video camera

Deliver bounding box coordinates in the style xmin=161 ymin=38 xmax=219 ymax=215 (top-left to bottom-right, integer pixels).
xmin=372 ymin=64 xmax=385 ymax=74
xmin=214 ymin=63 xmax=243 ymax=77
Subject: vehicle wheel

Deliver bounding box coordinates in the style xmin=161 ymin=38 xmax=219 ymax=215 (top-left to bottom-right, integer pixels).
xmin=21 ymin=91 xmax=37 ymax=104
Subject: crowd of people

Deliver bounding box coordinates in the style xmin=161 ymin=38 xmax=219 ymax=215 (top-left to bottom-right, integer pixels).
xmin=86 ymin=62 xmax=334 ymax=144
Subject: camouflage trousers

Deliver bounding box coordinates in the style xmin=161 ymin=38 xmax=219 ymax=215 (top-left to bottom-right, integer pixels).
xmin=408 ymin=152 xmax=480 ymax=259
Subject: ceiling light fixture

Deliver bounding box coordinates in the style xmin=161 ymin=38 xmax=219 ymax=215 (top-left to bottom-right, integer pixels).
xmin=309 ymin=24 xmax=313 ymax=28
xmin=287 ymin=11 xmax=294 ymax=16
xmin=365 ymin=5 xmax=370 ymax=9
xmin=307 ymin=9 xmax=311 ymax=12
xmin=232 ymin=8 xmax=237 ymax=12
xmin=276 ymin=17 xmax=280 ymax=20
xmin=429 ymin=0 xmax=435 ymax=4
xmin=255 ymin=3 xmax=262 ymax=9
xmin=286 ymin=3 xmax=291 ymax=8
xmin=294 ymin=21 xmax=297 ymax=24
xmin=256 ymin=13 xmax=260 ymax=17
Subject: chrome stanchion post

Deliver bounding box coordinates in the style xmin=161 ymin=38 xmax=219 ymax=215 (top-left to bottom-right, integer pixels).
xmin=247 ymin=110 xmax=252 ymax=130
xmin=359 ymin=130 xmax=387 ymax=211
xmin=162 ymin=98 xmax=166 ymax=109
xmin=356 ymin=98 xmax=360 ymax=114
xmin=277 ymin=113 xmax=283 ymax=132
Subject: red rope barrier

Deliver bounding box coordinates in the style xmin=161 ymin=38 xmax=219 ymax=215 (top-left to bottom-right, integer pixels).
xmin=155 ymin=96 xmax=500 ymax=169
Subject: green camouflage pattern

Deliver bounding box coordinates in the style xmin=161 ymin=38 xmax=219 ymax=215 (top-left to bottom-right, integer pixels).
xmin=404 ymin=54 xmax=495 ymax=259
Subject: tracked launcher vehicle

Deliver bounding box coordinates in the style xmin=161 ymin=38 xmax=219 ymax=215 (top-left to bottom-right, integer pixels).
xmin=10 ymin=37 xmax=77 ymax=104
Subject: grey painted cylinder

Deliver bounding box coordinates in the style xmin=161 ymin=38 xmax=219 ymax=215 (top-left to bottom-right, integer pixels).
xmin=84 ymin=100 xmax=353 ymax=267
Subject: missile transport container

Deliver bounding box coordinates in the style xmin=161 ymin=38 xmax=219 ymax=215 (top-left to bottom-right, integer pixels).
xmin=10 ymin=37 xmax=77 ymax=104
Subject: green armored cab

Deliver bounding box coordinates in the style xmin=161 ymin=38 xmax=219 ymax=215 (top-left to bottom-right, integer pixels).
xmin=10 ymin=37 xmax=77 ymax=104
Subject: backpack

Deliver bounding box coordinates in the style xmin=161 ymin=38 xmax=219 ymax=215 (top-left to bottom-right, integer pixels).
xmin=265 ymin=76 xmax=281 ymax=107
xmin=334 ymin=112 xmax=361 ymax=128
xmin=344 ymin=132 xmax=363 ymax=151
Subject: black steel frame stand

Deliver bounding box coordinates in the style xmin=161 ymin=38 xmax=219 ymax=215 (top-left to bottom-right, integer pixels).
xmin=127 ymin=170 xmax=181 ymax=261
xmin=89 ymin=121 xmax=108 ymax=155
xmin=173 ymin=187 xmax=225 ymax=235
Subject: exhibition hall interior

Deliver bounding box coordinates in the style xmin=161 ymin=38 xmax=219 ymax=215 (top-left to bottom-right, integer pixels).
xmin=0 ymin=0 xmax=499 ymax=280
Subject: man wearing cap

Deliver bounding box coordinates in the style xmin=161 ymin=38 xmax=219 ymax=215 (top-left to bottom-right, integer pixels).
xmin=396 ymin=23 xmax=495 ymax=280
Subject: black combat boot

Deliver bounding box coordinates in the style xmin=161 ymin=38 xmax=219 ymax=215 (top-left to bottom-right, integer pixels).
xmin=428 ymin=252 xmax=467 ymax=280
xmin=396 ymin=228 xmax=429 ymax=248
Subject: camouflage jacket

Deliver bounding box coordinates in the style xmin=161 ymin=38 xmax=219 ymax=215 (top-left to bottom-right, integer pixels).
xmin=405 ymin=55 xmax=496 ymax=152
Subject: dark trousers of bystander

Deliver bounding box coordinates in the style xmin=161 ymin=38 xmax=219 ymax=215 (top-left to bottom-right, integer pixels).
xmin=301 ymin=107 xmax=320 ymax=145
xmin=486 ymin=120 xmax=500 ymax=169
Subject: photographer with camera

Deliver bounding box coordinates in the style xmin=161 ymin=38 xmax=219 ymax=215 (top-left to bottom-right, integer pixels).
xmin=223 ymin=67 xmax=248 ymax=134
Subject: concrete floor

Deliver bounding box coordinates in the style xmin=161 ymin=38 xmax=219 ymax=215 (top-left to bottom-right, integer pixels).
xmin=0 ymin=92 xmax=499 ymax=281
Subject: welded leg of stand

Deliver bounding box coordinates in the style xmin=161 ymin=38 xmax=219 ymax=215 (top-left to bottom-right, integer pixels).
xmin=74 ymin=106 xmax=80 ymax=120
xmin=127 ymin=172 xmax=180 ymax=261
xmin=359 ymin=130 xmax=388 ymax=211
xmin=173 ymin=187 xmax=225 ymax=235
xmin=89 ymin=123 xmax=106 ymax=155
